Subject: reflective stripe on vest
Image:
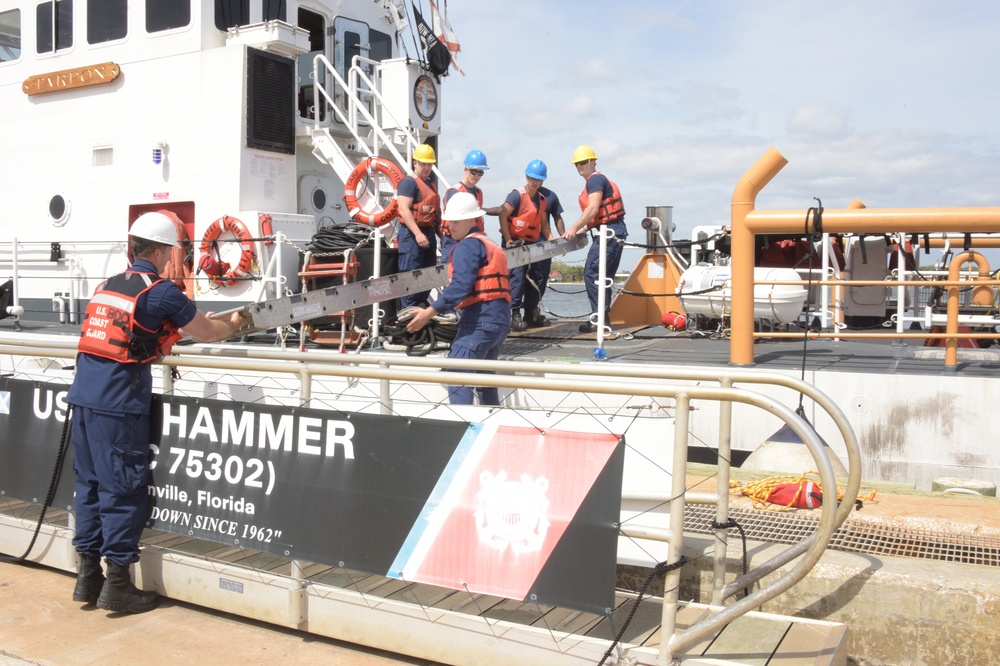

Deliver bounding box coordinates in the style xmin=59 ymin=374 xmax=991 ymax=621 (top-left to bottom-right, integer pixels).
xmin=448 ymin=232 xmax=512 ymax=309
xmin=78 ymin=271 xmax=180 ymax=363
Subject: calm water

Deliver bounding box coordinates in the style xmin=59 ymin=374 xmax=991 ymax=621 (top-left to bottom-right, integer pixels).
xmin=537 ymin=282 xmax=592 ymax=319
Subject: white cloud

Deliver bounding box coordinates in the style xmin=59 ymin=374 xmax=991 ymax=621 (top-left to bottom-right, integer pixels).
xmin=438 ymin=0 xmax=1000 ymax=266
xmin=787 ymin=106 xmax=852 ymax=138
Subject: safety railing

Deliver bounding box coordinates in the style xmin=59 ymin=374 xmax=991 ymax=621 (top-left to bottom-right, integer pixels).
xmin=309 ymin=54 xmax=449 ymax=188
xmin=729 ymin=147 xmax=1000 ymax=367
xmin=0 ymin=335 xmax=861 ymax=663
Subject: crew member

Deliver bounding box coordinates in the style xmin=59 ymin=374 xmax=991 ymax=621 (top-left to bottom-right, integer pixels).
xmin=397 ymin=143 xmax=441 ymax=308
xmin=440 ymin=149 xmax=500 ymax=263
xmin=69 ymin=212 xmax=249 ymax=613
xmin=500 ymin=160 xmax=553 ymax=331
xmin=562 ymin=145 xmax=627 ymax=333
xmin=406 ymin=192 xmax=511 ymax=405
xmin=531 ymin=176 xmax=565 ymax=326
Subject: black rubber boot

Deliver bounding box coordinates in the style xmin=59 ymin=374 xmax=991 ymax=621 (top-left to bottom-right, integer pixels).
xmin=526 ymin=308 xmax=549 ymax=328
xmin=96 ymin=561 xmax=159 ymax=613
xmin=72 ymin=554 xmax=105 ymax=604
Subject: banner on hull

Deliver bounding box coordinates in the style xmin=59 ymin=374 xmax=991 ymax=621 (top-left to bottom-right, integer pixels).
xmin=0 ymin=378 xmax=624 ymax=614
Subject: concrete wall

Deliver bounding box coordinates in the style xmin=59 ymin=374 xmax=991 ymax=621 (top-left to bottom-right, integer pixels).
xmin=657 ymin=536 xmax=1000 ymax=665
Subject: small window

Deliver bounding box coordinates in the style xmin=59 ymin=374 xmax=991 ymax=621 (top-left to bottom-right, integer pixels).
xmin=262 ymin=0 xmax=285 ymax=22
xmin=146 ymin=0 xmax=190 ymax=33
xmin=215 ymin=0 xmax=249 ymax=31
xmin=92 ymin=146 xmax=114 ymax=167
xmin=88 ymin=0 xmax=126 ymax=44
xmin=36 ymin=0 xmax=73 ymax=54
xmin=0 ymin=9 xmax=21 ymax=63
xmin=370 ymin=29 xmax=391 ymax=63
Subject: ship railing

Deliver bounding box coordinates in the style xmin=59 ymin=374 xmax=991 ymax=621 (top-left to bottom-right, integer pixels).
xmin=0 ymin=336 xmax=861 ymax=663
xmin=730 ymin=146 xmax=1000 ymax=368
xmin=309 ymin=53 xmax=448 ymax=187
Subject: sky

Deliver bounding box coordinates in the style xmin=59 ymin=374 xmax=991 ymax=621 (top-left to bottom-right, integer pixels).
xmin=421 ymin=0 xmax=1000 ymax=270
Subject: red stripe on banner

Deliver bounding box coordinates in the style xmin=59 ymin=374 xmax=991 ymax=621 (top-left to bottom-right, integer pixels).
xmin=404 ymin=425 xmax=620 ymax=599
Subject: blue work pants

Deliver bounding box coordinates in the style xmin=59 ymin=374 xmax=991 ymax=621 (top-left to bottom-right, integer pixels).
xmin=72 ymin=407 xmax=151 ymax=566
xmin=397 ymin=225 xmax=438 ymax=308
xmin=446 ymin=320 xmax=509 ymax=405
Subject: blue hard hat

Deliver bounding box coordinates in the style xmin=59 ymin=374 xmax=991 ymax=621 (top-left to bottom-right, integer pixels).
xmin=525 ymin=159 xmax=547 ymax=180
xmin=464 ymin=149 xmax=489 ymax=170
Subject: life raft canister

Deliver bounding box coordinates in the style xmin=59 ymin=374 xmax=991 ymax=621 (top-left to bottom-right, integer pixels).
xmin=344 ymin=157 xmax=405 ymax=228
xmin=199 ymin=215 xmax=255 ymax=287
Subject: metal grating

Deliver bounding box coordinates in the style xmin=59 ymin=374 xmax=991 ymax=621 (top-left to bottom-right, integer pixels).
xmin=685 ymin=504 xmax=1000 ymax=567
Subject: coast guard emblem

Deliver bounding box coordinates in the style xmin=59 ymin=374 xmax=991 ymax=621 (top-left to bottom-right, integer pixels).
xmin=474 ymin=470 xmax=550 ymax=554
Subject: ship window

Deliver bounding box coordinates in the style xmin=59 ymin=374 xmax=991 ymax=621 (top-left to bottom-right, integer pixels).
xmin=215 ymin=0 xmax=249 ymax=31
xmin=88 ymin=0 xmax=126 ymax=44
xmin=146 ymin=0 xmax=190 ymax=33
xmin=262 ymin=0 xmax=285 ymax=22
xmin=370 ymin=29 xmax=391 ymax=62
xmin=0 ymin=9 xmax=21 ymax=63
xmin=36 ymin=0 xmax=73 ymax=54
xmin=92 ymin=146 xmax=113 ymax=166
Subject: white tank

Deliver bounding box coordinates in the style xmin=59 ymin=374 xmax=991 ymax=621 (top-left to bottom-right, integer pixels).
xmin=678 ymin=265 xmax=808 ymax=324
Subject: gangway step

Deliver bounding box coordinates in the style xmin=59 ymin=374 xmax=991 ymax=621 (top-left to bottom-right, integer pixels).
xmin=0 ymin=515 xmax=848 ymax=666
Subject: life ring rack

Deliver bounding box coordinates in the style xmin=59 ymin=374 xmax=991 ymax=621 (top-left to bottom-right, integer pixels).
xmin=199 ymin=215 xmax=255 ymax=287
xmin=344 ymin=157 xmax=405 ymax=227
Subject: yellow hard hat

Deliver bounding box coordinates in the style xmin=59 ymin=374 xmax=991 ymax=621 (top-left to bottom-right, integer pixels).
xmin=571 ymin=144 xmax=598 ymax=164
xmin=413 ymin=144 xmax=437 ymax=164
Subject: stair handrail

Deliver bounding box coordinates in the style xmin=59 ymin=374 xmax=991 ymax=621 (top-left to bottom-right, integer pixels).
xmin=311 ymin=54 xmax=449 ymax=188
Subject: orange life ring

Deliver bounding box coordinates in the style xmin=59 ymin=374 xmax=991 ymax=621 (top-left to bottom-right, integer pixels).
xmin=199 ymin=215 xmax=255 ymax=287
xmin=343 ymin=157 xmax=404 ymax=227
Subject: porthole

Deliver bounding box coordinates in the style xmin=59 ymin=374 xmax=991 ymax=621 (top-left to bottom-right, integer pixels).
xmin=312 ymin=186 xmax=328 ymax=212
xmin=48 ymin=194 xmax=70 ymax=226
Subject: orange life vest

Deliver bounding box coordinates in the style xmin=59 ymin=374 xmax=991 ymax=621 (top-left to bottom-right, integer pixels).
xmin=508 ymin=187 xmax=547 ymax=242
xmin=441 ymin=183 xmax=484 ymax=237
xmin=448 ymin=232 xmax=512 ymax=310
xmin=412 ymin=175 xmax=441 ymax=229
xmin=78 ymin=271 xmax=182 ymax=363
xmin=578 ymin=172 xmax=625 ymax=229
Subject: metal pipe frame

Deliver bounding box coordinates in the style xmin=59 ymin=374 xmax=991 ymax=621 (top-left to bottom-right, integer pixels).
xmin=0 ymin=338 xmax=861 ymax=662
xmin=730 ymin=146 xmax=1000 ymax=366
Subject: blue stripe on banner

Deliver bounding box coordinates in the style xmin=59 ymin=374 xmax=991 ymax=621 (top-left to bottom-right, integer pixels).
xmin=386 ymin=421 xmax=485 ymax=579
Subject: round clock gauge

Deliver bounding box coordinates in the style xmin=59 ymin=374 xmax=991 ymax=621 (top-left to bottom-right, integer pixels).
xmin=413 ymin=75 xmax=438 ymax=122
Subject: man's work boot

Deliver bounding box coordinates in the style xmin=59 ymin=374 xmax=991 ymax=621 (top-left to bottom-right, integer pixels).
xmin=96 ymin=561 xmax=159 ymax=613
xmin=511 ymin=312 xmax=527 ymax=332
xmin=525 ymin=308 xmax=549 ymax=328
xmin=72 ymin=554 xmax=105 ymax=605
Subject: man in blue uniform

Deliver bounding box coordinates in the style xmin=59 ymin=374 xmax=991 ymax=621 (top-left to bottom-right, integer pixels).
xmin=440 ymin=149 xmax=501 ymax=264
xmin=406 ymin=192 xmax=511 ymax=405
xmin=396 ymin=143 xmax=441 ymax=308
xmin=69 ymin=212 xmax=250 ymax=613
xmin=528 ymin=178 xmax=565 ymax=327
xmin=499 ymin=160 xmax=553 ymax=331
xmin=562 ymin=145 xmax=627 ymax=333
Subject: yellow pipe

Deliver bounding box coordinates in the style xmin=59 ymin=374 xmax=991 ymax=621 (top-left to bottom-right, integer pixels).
xmin=730 ymin=150 xmax=1000 ymax=365
xmin=946 ymin=252 xmax=991 ymax=367
xmin=730 ymin=147 xmax=788 ymax=365
xmin=754 ymin=331 xmax=1000 ymax=340
xmin=745 ymin=207 xmax=1000 ymax=234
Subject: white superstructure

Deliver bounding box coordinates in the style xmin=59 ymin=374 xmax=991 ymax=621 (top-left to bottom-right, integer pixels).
xmin=0 ymin=0 xmax=444 ymax=318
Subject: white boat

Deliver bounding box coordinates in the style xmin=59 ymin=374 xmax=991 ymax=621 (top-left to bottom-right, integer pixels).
xmin=1 ymin=2 xmax=999 ymax=664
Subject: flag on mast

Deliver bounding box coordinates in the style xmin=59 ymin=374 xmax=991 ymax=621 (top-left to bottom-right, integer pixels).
xmin=430 ymin=1 xmax=465 ymax=76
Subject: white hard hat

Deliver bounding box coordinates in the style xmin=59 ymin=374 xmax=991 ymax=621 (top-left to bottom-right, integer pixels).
xmin=441 ymin=192 xmax=486 ymax=221
xmin=129 ymin=212 xmax=180 ymax=248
